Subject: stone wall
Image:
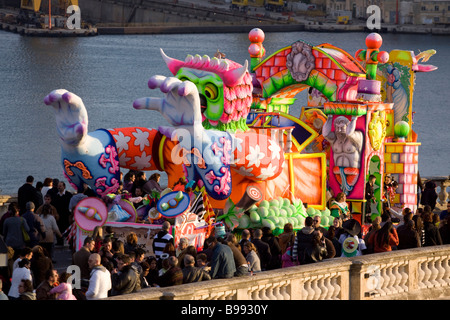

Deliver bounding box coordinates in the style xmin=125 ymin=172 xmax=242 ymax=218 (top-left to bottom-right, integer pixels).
xmin=77 ymin=0 xmax=277 ymax=25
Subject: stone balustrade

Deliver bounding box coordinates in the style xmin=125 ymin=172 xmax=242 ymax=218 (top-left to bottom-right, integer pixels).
xmin=106 ymin=258 xmax=353 ymax=300
xmin=350 ymin=245 xmax=450 ymax=300
xmin=107 ymin=245 xmax=450 ymax=300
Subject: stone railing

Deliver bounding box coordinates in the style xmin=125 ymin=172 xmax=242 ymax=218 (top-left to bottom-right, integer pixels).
xmin=107 ymin=258 xmax=353 ymax=300
xmin=350 ymin=245 xmax=450 ymax=300
xmin=107 ymin=245 xmax=450 ymax=300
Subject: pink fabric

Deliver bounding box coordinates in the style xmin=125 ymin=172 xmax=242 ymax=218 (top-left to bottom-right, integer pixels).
xmin=49 ymin=283 xmax=77 ymax=300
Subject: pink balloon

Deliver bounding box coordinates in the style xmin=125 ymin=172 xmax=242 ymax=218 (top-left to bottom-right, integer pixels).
xmin=248 ymin=43 xmax=262 ymax=56
xmin=377 ymin=51 xmax=389 ymax=63
xmin=248 ymin=28 xmax=265 ymax=43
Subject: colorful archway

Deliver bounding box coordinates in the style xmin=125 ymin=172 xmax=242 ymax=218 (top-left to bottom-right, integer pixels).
xmin=366 ymin=155 xmax=383 ymax=219
xmin=250 ymin=40 xmax=366 ymax=109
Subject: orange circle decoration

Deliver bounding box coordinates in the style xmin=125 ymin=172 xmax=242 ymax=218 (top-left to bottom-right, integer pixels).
xmin=74 ymin=197 xmax=108 ymax=232
xmin=247 ymin=186 xmax=263 ymax=202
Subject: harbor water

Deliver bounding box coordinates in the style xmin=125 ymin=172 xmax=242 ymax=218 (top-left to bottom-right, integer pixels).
xmin=0 ymin=30 xmax=449 ymax=194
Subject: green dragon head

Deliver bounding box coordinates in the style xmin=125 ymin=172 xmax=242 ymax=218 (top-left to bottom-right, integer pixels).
xmin=161 ymin=49 xmax=253 ymax=132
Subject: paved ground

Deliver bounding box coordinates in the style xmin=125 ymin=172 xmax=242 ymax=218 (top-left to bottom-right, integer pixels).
xmin=53 ymin=245 xmax=74 ymax=274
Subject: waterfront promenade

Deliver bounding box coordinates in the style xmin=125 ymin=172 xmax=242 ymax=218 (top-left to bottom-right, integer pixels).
xmin=1 ymin=0 xmax=450 ymax=36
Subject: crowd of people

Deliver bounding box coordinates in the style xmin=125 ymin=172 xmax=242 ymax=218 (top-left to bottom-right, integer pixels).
xmin=0 ymin=173 xmax=449 ymax=300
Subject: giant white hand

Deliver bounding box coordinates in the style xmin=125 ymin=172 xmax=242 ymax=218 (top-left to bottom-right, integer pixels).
xmin=133 ymin=75 xmax=233 ymax=200
xmin=44 ymin=89 xmax=88 ymax=147
xmin=133 ymin=75 xmax=203 ymax=132
xmin=44 ymin=89 xmax=120 ymax=196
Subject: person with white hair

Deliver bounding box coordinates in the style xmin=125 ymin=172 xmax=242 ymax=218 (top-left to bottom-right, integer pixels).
xmin=182 ymin=254 xmax=211 ymax=284
xmin=156 ymin=255 xmax=183 ymax=287
xmin=177 ymin=237 xmax=189 ymax=254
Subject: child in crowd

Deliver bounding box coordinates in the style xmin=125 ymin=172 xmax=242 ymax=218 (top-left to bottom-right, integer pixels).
xmin=49 ymin=272 xmax=77 ymax=300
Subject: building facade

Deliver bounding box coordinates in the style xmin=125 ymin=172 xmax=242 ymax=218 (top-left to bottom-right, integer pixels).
xmin=324 ymin=0 xmax=450 ymax=24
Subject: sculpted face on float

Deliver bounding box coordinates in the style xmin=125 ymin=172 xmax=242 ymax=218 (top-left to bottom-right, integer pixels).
xmin=175 ymin=68 xmax=224 ymax=123
xmin=160 ymin=49 xmax=253 ymax=132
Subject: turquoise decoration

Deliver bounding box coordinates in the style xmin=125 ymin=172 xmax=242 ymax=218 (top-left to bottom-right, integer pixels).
xmin=108 ymin=204 xmax=131 ymax=222
xmin=181 ymin=129 xmax=233 ymax=200
xmin=157 ymin=191 xmax=191 ymax=218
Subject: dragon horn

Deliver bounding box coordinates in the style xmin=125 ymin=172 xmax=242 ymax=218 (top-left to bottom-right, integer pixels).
xmin=222 ymin=60 xmax=248 ymax=87
xmin=160 ymin=48 xmax=185 ymax=76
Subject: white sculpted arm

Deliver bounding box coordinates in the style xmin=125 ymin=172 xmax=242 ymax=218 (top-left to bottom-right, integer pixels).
xmin=347 ymin=116 xmax=363 ymax=150
xmin=322 ymin=115 xmax=335 ymax=142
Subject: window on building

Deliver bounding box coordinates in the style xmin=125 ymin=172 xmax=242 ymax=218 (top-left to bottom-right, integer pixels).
xmin=421 ymin=6 xmax=426 ymax=11
xmin=435 ymin=5 xmax=439 ymax=11
xmin=434 ymin=17 xmax=440 ymax=22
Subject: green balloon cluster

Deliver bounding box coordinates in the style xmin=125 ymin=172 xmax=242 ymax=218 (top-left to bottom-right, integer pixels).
xmin=228 ymin=196 xmax=333 ymax=234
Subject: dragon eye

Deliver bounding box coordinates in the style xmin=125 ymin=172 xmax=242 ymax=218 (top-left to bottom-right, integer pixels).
xmin=178 ymin=77 xmax=190 ymax=82
xmin=204 ymin=83 xmax=218 ymax=100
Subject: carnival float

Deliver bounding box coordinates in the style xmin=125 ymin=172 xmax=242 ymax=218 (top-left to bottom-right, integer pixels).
xmin=42 ymin=29 xmax=437 ymax=257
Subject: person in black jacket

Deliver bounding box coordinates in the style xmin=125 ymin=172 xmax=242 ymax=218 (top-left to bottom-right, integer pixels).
xmin=261 ymin=227 xmax=282 ymax=270
xmin=439 ymin=215 xmax=450 ymax=244
xmin=17 ymin=176 xmax=40 ymax=214
xmin=397 ymin=220 xmax=421 ymax=250
xmin=182 ymin=254 xmax=211 ymax=284
xmin=292 ymin=217 xmax=315 ymax=264
xmin=423 ymin=212 xmax=443 ymax=247
xmin=22 ymin=202 xmax=46 ymax=248
xmin=251 ymin=229 xmax=272 ymax=271
xmin=205 ymin=236 xmax=236 ymax=279
xmin=365 ymin=175 xmax=377 ymax=223
xmin=111 ymin=254 xmax=140 ymax=296
xmin=51 ymin=181 xmax=73 ymax=246
xmin=156 ymin=256 xmax=183 ymax=287
xmin=421 ymin=181 xmax=438 ymax=211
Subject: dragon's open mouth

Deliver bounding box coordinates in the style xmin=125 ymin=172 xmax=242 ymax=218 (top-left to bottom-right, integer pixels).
xmin=199 ymin=93 xmax=207 ymax=114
